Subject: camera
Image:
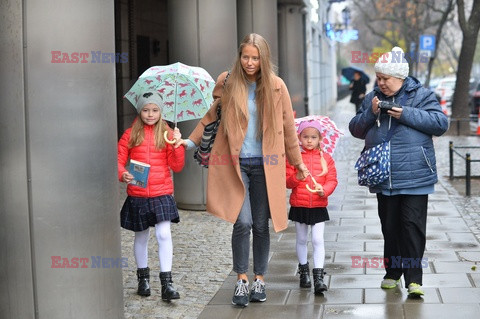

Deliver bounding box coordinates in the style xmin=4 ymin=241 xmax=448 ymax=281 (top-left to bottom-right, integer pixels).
xmin=378 ymin=101 xmax=401 ymax=114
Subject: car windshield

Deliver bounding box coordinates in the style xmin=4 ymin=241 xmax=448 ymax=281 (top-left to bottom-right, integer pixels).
xmin=441 ymin=80 xmax=456 ymax=89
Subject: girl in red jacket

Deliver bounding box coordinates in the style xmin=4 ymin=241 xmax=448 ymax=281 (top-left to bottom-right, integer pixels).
xmin=118 ymin=91 xmax=185 ymax=301
xmin=286 ymin=120 xmax=338 ymax=294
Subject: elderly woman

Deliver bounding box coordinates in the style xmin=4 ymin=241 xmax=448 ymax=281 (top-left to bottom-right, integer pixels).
xmin=349 ymin=47 xmax=448 ymax=297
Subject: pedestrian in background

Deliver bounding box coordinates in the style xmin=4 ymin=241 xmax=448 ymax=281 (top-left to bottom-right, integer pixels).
xmin=350 ymin=71 xmax=367 ymax=112
xmin=286 ymin=120 xmax=338 ymax=294
xmin=118 ymin=92 xmax=185 ymax=301
xmin=349 ymin=47 xmax=448 ymax=297
xmin=180 ymin=33 xmax=309 ymax=307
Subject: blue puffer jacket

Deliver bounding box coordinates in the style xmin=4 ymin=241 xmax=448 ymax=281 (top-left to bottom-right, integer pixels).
xmin=349 ymin=77 xmax=448 ymax=190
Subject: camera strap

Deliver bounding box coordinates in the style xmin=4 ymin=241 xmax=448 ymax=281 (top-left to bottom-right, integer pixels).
xmin=384 ymin=91 xmax=411 ymax=142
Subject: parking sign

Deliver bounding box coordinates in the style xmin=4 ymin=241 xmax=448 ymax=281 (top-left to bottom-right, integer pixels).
xmin=420 ymin=35 xmax=436 ymax=52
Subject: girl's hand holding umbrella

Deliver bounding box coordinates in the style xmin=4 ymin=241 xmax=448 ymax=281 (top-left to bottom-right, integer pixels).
xmin=164 ymin=127 xmax=183 ymax=148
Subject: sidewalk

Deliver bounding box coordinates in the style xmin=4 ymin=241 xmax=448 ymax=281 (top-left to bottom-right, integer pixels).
xmin=123 ymin=96 xmax=480 ymax=319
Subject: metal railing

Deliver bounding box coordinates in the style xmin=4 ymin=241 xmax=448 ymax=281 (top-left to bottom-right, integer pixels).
xmin=449 ymin=141 xmax=480 ymax=196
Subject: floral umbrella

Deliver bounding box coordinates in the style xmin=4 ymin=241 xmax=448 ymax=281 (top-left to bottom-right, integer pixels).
xmin=294 ymin=115 xmax=343 ymax=155
xmin=124 ymin=62 xmax=215 ymax=124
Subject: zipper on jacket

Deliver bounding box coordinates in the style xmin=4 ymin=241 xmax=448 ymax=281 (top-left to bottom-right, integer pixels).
xmin=309 ymin=151 xmax=313 ymax=207
xmin=146 ymin=127 xmax=151 ymax=197
xmin=421 ymin=146 xmax=435 ymax=173
xmin=388 ymin=115 xmax=393 ymax=189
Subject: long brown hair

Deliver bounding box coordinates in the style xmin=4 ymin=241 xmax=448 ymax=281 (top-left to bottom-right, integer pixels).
xmin=222 ymin=33 xmax=277 ymax=142
xmin=128 ymin=116 xmax=167 ymax=149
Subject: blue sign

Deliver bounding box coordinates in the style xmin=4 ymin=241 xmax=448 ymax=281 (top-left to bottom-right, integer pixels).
xmin=325 ymin=23 xmax=358 ymax=43
xmin=420 ymin=35 xmax=435 ymax=52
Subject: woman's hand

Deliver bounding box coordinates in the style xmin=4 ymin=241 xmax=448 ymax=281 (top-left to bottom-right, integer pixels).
xmin=295 ymin=163 xmax=310 ymax=180
xmin=372 ymin=96 xmax=381 ymax=114
xmin=387 ymin=107 xmax=403 ymax=119
xmin=122 ymin=172 xmax=134 ymax=184
xmin=175 ymin=139 xmax=187 ymax=148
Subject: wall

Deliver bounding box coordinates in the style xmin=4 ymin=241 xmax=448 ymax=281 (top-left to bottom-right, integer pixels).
xmin=0 ymin=0 xmax=124 ymax=317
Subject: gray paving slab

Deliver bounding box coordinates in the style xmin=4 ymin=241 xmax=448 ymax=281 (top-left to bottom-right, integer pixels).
xmin=404 ymin=304 xmax=480 ymax=319
xmin=323 ymin=304 xmax=404 ymax=318
xmin=286 ymin=288 xmax=364 ymax=305
xmin=124 ymin=96 xmax=480 ymax=318
xmin=364 ymin=287 xmax=440 ymax=303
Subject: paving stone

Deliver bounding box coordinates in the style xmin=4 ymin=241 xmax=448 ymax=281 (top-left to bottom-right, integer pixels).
xmin=323 ymin=304 xmax=404 ymax=318
xmin=364 ymin=287 xmax=440 ymax=303
xmin=404 ymin=304 xmax=480 ymax=319
xmin=329 ymin=274 xmax=385 ymax=289
xmin=286 ymin=288 xmax=363 ymax=305
xmin=422 ymin=273 xmax=472 ymax=287
xmin=323 ymin=262 xmax=365 ymax=275
xmin=439 ymin=287 xmax=480 ymax=303
xmin=237 ymin=305 xmax=323 ymax=319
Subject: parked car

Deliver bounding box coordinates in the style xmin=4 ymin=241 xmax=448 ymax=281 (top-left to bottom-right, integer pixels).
xmin=428 ymin=77 xmax=442 ymax=91
xmin=470 ymin=81 xmax=480 ymax=116
xmin=434 ymin=77 xmax=456 ymax=109
xmin=434 ymin=77 xmax=477 ymax=116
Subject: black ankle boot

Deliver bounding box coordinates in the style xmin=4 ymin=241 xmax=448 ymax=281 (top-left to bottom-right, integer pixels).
xmin=137 ymin=267 xmax=151 ymax=296
xmin=298 ymin=263 xmax=312 ymax=288
xmin=313 ymin=268 xmax=327 ymax=294
xmin=160 ymin=271 xmax=180 ymax=301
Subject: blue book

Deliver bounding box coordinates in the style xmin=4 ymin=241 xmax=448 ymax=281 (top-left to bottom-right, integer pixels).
xmin=128 ymin=159 xmax=150 ymax=188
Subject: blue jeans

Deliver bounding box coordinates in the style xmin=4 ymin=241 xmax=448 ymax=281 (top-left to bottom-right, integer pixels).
xmin=232 ymin=159 xmax=271 ymax=275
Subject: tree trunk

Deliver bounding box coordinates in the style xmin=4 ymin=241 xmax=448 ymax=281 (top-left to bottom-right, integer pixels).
xmin=450 ymin=33 xmax=477 ymax=135
xmin=449 ymin=0 xmax=480 ymax=135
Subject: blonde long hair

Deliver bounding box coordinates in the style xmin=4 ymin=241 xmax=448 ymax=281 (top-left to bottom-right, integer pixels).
xmin=128 ymin=116 xmax=167 ymax=149
xmin=222 ymin=33 xmax=277 ymax=142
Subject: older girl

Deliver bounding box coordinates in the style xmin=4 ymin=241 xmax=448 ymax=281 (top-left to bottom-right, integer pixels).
xmin=118 ymin=91 xmax=185 ymax=301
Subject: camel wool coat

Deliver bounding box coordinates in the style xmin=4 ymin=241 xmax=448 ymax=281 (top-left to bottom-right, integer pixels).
xmin=189 ymin=71 xmax=303 ymax=232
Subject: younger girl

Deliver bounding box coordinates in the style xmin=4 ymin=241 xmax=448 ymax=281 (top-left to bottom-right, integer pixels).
xmin=286 ymin=120 xmax=338 ymax=294
xmin=118 ymin=91 xmax=185 ymax=301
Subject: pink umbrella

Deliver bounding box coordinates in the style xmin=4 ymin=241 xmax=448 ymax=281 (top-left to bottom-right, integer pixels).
xmin=294 ymin=115 xmax=343 ymax=155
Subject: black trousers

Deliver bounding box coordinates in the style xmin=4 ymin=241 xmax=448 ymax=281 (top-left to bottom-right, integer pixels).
xmin=377 ymin=193 xmax=428 ymax=286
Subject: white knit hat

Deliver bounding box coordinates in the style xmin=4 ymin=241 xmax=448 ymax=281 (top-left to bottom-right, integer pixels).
xmin=374 ymin=46 xmax=409 ymax=79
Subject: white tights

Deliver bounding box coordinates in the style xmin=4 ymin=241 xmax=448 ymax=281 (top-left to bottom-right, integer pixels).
xmin=134 ymin=221 xmax=173 ymax=272
xmin=295 ymin=222 xmax=325 ymax=268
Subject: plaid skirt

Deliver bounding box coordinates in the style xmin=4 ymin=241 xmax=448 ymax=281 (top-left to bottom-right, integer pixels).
xmin=120 ymin=195 xmax=180 ymax=232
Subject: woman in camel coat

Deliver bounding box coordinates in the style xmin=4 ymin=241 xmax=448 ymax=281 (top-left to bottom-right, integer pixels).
xmin=179 ymin=33 xmax=308 ymax=307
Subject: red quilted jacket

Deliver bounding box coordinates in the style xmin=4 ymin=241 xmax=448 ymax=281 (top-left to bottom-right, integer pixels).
xmin=286 ymin=148 xmax=338 ymax=208
xmin=117 ymin=122 xmax=185 ymax=198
